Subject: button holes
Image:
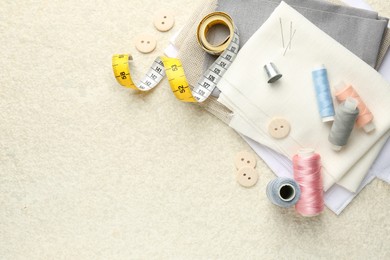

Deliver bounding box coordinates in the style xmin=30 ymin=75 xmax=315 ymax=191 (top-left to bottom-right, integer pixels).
xmin=243 ymin=173 xmax=246 ymax=176
xmin=274 ymin=128 xmax=278 ymax=131
xmin=248 ymin=177 xmax=251 ymax=180
xmin=247 ymin=161 xmax=250 ymax=164
xmin=147 ymin=41 xmax=150 ymax=44
xmin=141 ymin=40 xmax=144 ymax=43
xmin=162 ymin=22 xmax=165 ymax=24
xmin=280 ymin=125 xmax=284 ymax=128
xmin=164 ymin=16 xmax=167 ymax=18
xmin=241 ymin=158 xmax=244 ymax=161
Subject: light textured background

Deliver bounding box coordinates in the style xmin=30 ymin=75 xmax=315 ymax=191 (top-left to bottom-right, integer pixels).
xmin=1 ymin=0 xmax=389 ymax=259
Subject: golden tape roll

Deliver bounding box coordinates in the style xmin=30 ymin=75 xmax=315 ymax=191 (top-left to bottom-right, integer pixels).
xmin=197 ymin=12 xmax=235 ymax=55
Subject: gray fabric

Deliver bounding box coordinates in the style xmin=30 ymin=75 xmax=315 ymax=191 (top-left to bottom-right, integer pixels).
xmin=205 ymin=0 xmax=388 ymax=68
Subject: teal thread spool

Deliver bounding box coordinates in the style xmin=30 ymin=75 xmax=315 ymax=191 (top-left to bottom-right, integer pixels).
xmin=312 ymin=65 xmax=335 ymax=122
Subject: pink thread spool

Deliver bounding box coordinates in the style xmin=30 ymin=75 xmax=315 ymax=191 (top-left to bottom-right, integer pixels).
xmin=293 ymin=149 xmax=324 ymax=217
xmin=334 ymin=82 xmax=375 ymax=133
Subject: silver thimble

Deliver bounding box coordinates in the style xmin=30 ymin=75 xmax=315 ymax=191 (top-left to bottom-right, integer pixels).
xmin=264 ymin=62 xmax=282 ymax=83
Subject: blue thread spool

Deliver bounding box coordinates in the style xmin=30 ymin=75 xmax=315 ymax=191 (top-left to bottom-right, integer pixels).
xmin=312 ymin=66 xmax=335 ymax=122
xmin=266 ymin=177 xmax=301 ymax=208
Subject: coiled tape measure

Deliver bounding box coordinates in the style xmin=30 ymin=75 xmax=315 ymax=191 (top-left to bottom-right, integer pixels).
xmin=112 ymin=12 xmax=239 ymax=103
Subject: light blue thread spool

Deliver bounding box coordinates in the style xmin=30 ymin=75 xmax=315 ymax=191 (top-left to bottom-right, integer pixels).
xmin=266 ymin=177 xmax=301 ymax=208
xmin=312 ymin=65 xmax=335 ymax=122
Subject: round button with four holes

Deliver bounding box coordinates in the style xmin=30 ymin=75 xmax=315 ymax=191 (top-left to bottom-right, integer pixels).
xmin=153 ymin=10 xmax=175 ymax=32
xmin=268 ymin=118 xmax=291 ymax=139
xmin=135 ymin=33 xmax=157 ymax=53
xmin=236 ymin=167 xmax=259 ymax=188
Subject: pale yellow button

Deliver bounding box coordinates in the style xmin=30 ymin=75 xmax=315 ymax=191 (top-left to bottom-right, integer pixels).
xmin=268 ymin=118 xmax=290 ymax=139
xmin=153 ymin=10 xmax=175 ymax=32
xmin=234 ymin=151 xmax=256 ymax=169
xmin=236 ymin=167 xmax=259 ymax=188
xmin=135 ymin=33 xmax=157 ymax=53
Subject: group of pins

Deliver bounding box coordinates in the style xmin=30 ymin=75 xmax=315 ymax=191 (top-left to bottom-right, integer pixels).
xmin=312 ymin=65 xmax=375 ymax=151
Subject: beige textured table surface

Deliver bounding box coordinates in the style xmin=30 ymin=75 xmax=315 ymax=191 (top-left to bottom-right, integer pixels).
xmin=1 ymin=0 xmax=389 ymax=259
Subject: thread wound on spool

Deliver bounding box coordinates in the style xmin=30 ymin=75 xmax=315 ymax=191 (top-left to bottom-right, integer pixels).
xmin=334 ymin=82 xmax=375 ymax=133
xmin=293 ymin=151 xmax=324 ymax=217
xmin=312 ymin=66 xmax=335 ymax=122
xmin=328 ymin=98 xmax=359 ymax=150
xmin=266 ymin=177 xmax=301 ymax=208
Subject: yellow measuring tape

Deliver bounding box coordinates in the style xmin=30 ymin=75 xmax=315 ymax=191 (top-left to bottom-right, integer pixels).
xmin=112 ymin=12 xmax=239 ymax=103
xmin=112 ymin=55 xmax=196 ymax=102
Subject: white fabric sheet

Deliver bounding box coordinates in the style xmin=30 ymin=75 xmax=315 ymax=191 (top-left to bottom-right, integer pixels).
xmin=216 ymin=2 xmax=390 ymax=191
xmin=165 ymin=0 xmax=390 ymax=214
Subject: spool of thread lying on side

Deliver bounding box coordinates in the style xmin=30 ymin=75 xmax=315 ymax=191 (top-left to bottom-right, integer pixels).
xmin=266 ymin=177 xmax=301 ymax=208
xmin=328 ymin=97 xmax=359 ymax=151
xmin=293 ymin=149 xmax=324 ymax=217
xmin=334 ymin=82 xmax=375 ymax=133
xmin=312 ymin=66 xmax=335 ymax=122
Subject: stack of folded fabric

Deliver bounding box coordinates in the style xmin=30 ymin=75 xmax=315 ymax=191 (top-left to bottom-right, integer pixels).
xmin=167 ymin=0 xmax=390 ymax=214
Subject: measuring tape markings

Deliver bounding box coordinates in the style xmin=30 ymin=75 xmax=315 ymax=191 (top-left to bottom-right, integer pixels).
xmin=112 ymin=12 xmax=240 ymax=103
xmin=194 ymin=29 xmax=239 ymax=102
xmin=112 ymin=55 xmax=166 ymax=91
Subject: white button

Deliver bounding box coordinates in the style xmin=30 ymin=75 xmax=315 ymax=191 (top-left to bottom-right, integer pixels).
xmin=236 ymin=167 xmax=259 ymax=188
xmin=268 ymin=118 xmax=290 ymax=139
xmin=135 ymin=33 xmax=157 ymax=53
xmin=153 ymin=10 xmax=175 ymax=32
xmin=234 ymin=151 xmax=256 ymax=169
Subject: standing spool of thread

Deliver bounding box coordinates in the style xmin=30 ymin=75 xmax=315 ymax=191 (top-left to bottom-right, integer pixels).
xmin=334 ymin=82 xmax=375 ymax=133
xmin=293 ymin=149 xmax=324 ymax=217
xmin=312 ymin=65 xmax=335 ymax=122
xmin=328 ymin=97 xmax=359 ymax=151
xmin=266 ymin=177 xmax=301 ymax=208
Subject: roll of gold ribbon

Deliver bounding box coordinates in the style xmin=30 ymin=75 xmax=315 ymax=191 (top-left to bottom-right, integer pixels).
xmin=197 ymin=12 xmax=235 ymax=55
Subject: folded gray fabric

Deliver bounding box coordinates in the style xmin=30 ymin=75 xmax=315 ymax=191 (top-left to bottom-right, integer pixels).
xmin=205 ymin=0 xmax=388 ymax=68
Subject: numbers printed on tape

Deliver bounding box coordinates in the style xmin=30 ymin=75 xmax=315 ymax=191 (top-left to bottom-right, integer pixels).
xmin=112 ymin=12 xmax=240 ymax=103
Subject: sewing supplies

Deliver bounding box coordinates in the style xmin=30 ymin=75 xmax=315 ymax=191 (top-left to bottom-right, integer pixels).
xmin=293 ymin=149 xmax=324 ymax=217
xmin=135 ymin=33 xmax=157 ymax=54
xmin=267 ymin=117 xmax=290 ymax=139
xmin=266 ymin=177 xmax=301 ymax=208
xmin=188 ymin=1 xmax=390 ymax=214
xmin=329 ymin=97 xmax=359 ymax=151
xmin=197 ymin=12 xmax=234 ymax=55
xmin=312 ymin=66 xmax=335 ymax=122
xmin=334 ymin=82 xmax=375 ymax=133
xmin=234 ymin=151 xmax=257 ymax=169
xmin=264 ymin=62 xmax=283 ymax=83
xmin=279 ymin=18 xmax=296 ymax=56
xmin=153 ymin=10 xmax=175 ymax=32
xmin=236 ymin=167 xmax=259 ymax=188
xmin=234 ymin=151 xmax=258 ymax=188
xmin=279 ymin=18 xmax=285 ymax=48
xmin=283 ymin=28 xmax=296 ymax=56
xmin=112 ymin=12 xmax=239 ymax=103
